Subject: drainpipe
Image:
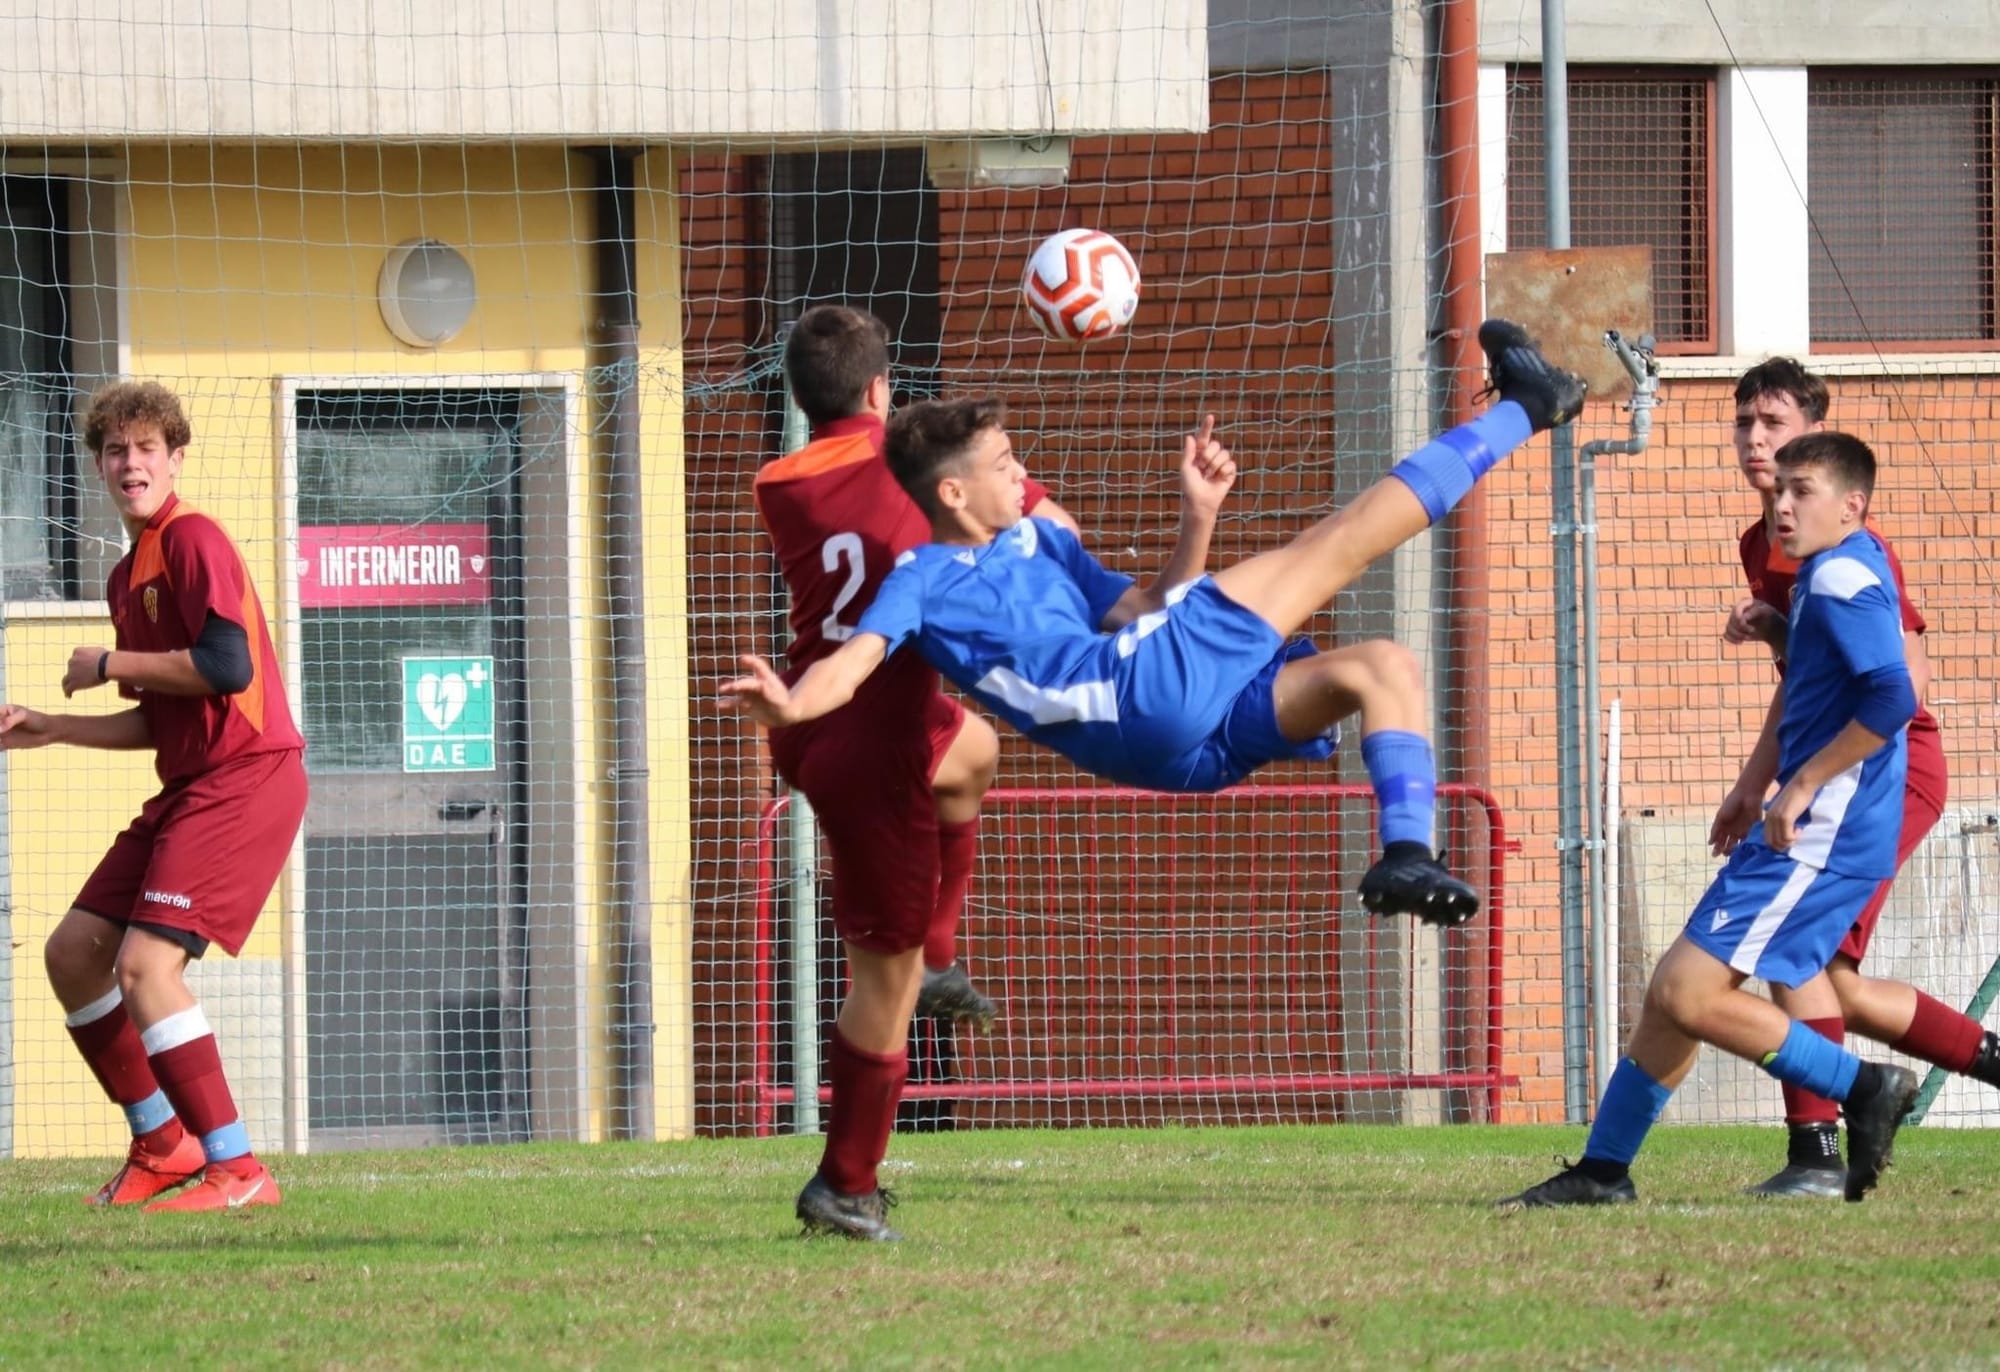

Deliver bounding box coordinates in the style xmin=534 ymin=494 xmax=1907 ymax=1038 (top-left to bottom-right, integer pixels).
xmin=1437 ymin=0 xmax=1486 ymax=1119
xmin=590 ymin=146 xmax=655 ymax=1140
xmin=1579 ymin=330 xmax=1660 ymax=1105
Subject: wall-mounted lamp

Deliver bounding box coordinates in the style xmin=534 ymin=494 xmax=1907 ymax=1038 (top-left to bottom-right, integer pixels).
xmin=378 ymin=238 xmax=476 ymax=347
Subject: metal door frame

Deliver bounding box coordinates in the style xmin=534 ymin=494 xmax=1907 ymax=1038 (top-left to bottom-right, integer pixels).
xmin=274 ymin=373 xmax=590 ymax=1152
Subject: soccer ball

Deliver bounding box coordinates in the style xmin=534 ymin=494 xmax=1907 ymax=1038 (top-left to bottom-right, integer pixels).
xmin=1020 ymin=228 xmax=1141 ymax=342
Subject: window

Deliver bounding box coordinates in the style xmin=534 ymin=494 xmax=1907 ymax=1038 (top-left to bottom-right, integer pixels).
xmin=0 ymin=176 xmax=75 ymax=599
xmin=1506 ymin=68 xmax=1717 ymax=352
xmin=768 ymin=148 xmax=942 ymax=405
xmin=1809 ymin=72 xmax=1997 ymax=348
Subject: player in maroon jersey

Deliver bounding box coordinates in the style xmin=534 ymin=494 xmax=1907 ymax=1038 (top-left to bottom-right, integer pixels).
xmin=0 ymin=381 xmax=306 ymax=1212
xmin=755 ymin=306 xmax=1083 ymax=1239
xmin=1712 ymin=358 xmax=2000 ymax=1198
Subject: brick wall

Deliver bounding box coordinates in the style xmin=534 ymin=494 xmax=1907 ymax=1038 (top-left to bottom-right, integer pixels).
xmin=678 ymin=70 xmax=1355 ymax=1133
xmin=1487 ymin=373 xmax=2000 ymax=1118
xmin=678 ymin=68 xmax=2000 ymax=1131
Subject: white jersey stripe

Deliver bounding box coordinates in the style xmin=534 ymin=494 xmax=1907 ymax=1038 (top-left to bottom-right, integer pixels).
xmin=1786 ymin=759 xmax=1863 ymax=870
xmin=973 ymin=666 xmax=1119 ymax=726
xmin=1729 ymin=859 xmax=1820 ymax=977
xmin=1808 ymin=556 xmax=1882 ymax=602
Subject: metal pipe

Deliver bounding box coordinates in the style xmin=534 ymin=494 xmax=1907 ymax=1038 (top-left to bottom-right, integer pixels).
xmin=1541 ymin=0 xmax=1571 ymax=248
xmin=1436 ymin=0 xmax=1488 ymax=1122
xmin=590 ymin=146 xmax=655 ymax=1141
xmin=1580 ymin=332 xmax=1660 ymax=1109
xmin=1540 ymin=0 xmax=1589 ymax=1121
xmin=777 ymin=389 xmax=822 ymax=1136
xmin=1552 ymin=420 xmax=1587 ymax=1121
xmin=1599 ymin=696 xmax=1623 ymax=1099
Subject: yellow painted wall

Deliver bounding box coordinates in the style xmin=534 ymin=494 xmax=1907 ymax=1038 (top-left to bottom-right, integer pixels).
xmin=4 ymin=617 xmax=166 ymax=1156
xmin=8 ymin=143 xmax=692 ymax=1154
xmin=637 ymin=149 xmax=694 ymax=1140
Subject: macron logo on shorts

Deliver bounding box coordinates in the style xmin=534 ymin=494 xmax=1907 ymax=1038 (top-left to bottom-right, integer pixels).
xmin=143 ymin=889 xmax=194 ymax=911
xmin=1711 ymin=908 xmax=1731 ymax=931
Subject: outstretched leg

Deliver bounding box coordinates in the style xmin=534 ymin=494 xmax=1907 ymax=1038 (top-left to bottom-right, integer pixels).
xmin=1501 ymin=936 xmax=1919 ymax=1208
xmin=1270 ymin=641 xmax=1476 ymax=924
xmin=1212 ymin=321 xmax=1585 ymax=640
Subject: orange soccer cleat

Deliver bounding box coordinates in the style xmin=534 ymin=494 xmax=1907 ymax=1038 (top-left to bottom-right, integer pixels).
xmin=88 ymin=1127 xmax=207 ymax=1207
xmin=143 ymin=1159 xmax=281 ymax=1214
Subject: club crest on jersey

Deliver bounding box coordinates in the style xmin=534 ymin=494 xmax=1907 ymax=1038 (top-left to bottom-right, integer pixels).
xmin=143 ymin=585 xmax=159 ymax=622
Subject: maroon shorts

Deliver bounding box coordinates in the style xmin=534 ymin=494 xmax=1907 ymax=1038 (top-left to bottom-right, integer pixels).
xmin=76 ymin=748 xmax=308 ymax=958
xmin=767 ymin=692 xmax=966 ymax=954
xmin=1840 ymin=729 xmax=1948 ymax=963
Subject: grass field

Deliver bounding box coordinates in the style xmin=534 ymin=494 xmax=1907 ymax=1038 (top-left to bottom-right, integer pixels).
xmin=3 ymin=1124 xmax=1998 ymax=1368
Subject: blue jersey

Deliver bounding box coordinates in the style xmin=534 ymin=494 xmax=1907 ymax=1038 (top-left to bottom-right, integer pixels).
xmin=857 ymin=518 xmax=1321 ymax=790
xmin=1768 ymin=528 xmax=1910 ymax=877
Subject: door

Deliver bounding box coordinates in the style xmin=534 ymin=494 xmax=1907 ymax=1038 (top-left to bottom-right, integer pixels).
xmin=295 ymin=389 xmax=530 ymax=1149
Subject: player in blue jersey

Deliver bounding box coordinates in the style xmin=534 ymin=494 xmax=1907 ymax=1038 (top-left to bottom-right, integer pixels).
xmin=726 ymin=319 xmax=1587 ymax=925
xmin=1501 ymin=431 xmax=1923 ymax=1208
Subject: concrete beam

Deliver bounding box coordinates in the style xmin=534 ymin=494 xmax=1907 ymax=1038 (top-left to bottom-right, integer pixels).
xmin=1483 ymin=0 xmax=2000 ymax=66
xmin=0 ymin=0 xmax=1206 ymax=141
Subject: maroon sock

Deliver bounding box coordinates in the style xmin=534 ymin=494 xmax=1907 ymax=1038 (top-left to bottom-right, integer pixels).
xmin=817 ymin=1027 xmax=908 ymax=1196
xmin=66 ymin=994 xmax=165 ymax=1110
xmin=1782 ymin=1017 xmax=1845 ymax=1126
xmin=924 ymin=819 xmax=978 ymax=972
xmin=145 ymin=1011 xmax=254 ymax=1171
xmin=1892 ymin=990 xmax=1985 ymax=1073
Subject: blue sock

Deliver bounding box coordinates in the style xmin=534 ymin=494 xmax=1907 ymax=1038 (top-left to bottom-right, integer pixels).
xmin=1361 ymin=729 xmax=1436 ymax=850
xmin=1581 ymin=1058 xmax=1673 ymax=1167
xmin=1389 ymin=400 xmax=1535 ymax=524
xmin=123 ymin=1088 xmax=176 ymax=1137
xmin=200 ymin=1119 xmax=253 ymax=1164
xmin=1760 ymin=1020 xmax=1862 ymax=1102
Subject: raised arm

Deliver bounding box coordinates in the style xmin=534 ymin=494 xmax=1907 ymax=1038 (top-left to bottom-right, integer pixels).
xmin=722 ymin=633 xmax=889 ymax=728
xmin=1101 ymin=414 xmax=1237 ymax=631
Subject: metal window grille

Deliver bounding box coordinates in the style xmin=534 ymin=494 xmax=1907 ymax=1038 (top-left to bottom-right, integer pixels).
xmin=0 ymin=175 xmax=76 ymax=600
xmin=1808 ymin=71 xmax=1999 ymax=348
xmin=1505 ymin=67 xmax=1716 ymax=352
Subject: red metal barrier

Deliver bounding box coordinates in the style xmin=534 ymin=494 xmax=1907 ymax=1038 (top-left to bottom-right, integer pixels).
xmin=747 ymin=783 xmax=1515 ymax=1135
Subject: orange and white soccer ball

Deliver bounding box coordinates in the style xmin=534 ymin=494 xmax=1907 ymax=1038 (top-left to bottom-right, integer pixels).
xmin=1020 ymin=228 xmax=1141 ymax=342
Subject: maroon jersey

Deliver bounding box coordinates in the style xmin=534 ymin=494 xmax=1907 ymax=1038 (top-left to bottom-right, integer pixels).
xmin=1740 ymin=519 xmax=1940 ymax=739
xmin=752 ymin=414 xmax=1049 ymax=708
xmin=108 ymin=494 xmax=304 ymax=785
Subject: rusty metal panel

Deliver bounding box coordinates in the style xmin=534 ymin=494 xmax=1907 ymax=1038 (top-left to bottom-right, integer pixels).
xmin=1484 ymin=247 xmax=1655 ymax=398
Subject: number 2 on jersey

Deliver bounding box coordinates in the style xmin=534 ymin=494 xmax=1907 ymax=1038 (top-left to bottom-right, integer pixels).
xmin=819 ymin=532 xmax=866 ymax=642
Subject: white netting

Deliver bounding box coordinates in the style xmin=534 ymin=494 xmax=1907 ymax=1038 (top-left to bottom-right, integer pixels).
xmin=3 ymin=6 xmax=1997 ymax=1160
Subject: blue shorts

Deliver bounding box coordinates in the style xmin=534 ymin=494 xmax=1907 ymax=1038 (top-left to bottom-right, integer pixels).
xmin=1682 ymin=839 xmax=1886 ymax=989
xmin=1112 ymin=578 xmax=1337 ymax=793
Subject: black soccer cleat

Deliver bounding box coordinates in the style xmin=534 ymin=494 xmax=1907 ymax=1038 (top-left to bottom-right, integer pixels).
xmin=796 ymin=1173 xmax=902 ymax=1242
xmin=1743 ymin=1163 xmax=1846 ymax=1200
xmin=915 ymin=962 xmax=999 ymax=1032
xmin=1842 ymin=1063 xmax=1919 ymax=1202
xmin=1358 ymin=842 xmax=1480 ymax=927
xmin=1496 ymin=1160 xmax=1638 ymax=1211
xmin=1478 ymin=318 xmax=1589 ymax=433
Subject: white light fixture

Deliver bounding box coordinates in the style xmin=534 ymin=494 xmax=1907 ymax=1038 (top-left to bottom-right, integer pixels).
xmin=378 ymin=238 xmax=476 ymax=347
xmin=925 ymin=137 xmax=1072 ymax=190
